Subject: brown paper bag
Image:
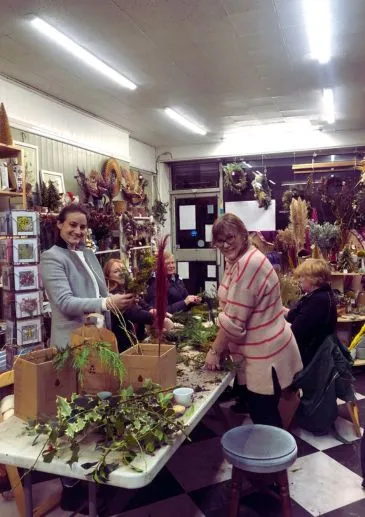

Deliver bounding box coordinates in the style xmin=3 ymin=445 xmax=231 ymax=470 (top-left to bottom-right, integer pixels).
xmin=14 ymin=348 xmax=77 ymax=421
xmin=70 ymin=325 xmax=120 ymax=395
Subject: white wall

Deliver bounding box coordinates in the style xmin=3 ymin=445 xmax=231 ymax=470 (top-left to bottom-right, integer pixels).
xmin=157 ymin=128 xmax=365 ymax=162
xmin=156 ymin=161 xmax=172 ymax=249
xmin=129 ymin=138 xmax=156 ymax=172
xmin=0 ymin=75 xmax=130 ymax=161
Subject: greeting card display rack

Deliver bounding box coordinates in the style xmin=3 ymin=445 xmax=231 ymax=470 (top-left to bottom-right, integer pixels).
xmin=0 ymin=209 xmax=44 ymax=370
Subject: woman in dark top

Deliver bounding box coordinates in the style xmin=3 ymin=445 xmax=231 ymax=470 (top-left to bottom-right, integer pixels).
xmin=103 ymin=258 xmax=174 ymax=351
xmin=285 ymin=258 xmax=337 ymax=367
xmin=145 ymin=251 xmax=201 ymax=314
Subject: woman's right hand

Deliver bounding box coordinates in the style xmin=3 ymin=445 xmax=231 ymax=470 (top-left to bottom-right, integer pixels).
xmin=184 ymin=295 xmax=201 ymax=306
xmin=204 ymin=349 xmax=221 ymax=371
xmin=107 ymin=293 xmax=135 ymax=311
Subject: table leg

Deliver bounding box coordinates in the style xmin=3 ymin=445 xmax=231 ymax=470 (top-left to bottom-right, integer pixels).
xmin=23 ymin=470 xmax=33 ymax=517
xmin=88 ymin=481 xmax=97 ymax=517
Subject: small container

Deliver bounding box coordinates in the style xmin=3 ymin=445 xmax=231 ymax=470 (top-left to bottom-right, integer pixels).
xmin=173 ymin=387 xmax=194 ymax=407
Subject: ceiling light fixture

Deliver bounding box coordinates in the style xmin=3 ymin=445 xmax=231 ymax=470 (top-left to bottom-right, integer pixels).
xmin=302 ymin=0 xmax=331 ymax=64
xmin=322 ymin=88 xmax=335 ymax=124
xmin=30 ymin=17 xmax=137 ymax=90
xmin=164 ymin=108 xmax=207 ymax=135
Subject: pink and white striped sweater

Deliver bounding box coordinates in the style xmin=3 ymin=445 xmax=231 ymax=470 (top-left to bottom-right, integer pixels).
xmin=218 ymin=245 xmax=303 ymax=395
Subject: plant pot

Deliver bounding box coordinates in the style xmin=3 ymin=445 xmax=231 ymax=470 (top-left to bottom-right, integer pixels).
xmin=120 ymin=343 xmax=176 ymax=390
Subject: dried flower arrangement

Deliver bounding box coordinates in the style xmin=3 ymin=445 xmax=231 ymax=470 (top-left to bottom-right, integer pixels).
xmin=288 ymin=198 xmax=308 ymax=252
xmin=308 ymin=221 xmax=340 ymax=255
xmin=278 ymin=274 xmax=302 ymax=308
xmin=87 ymin=206 xmax=119 ymax=243
xmin=151 ymin=200 xmax=169 ymax=227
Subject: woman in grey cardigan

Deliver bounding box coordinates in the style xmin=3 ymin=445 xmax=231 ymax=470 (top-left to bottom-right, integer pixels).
xmin=40 ymin=204 xmax=134 ymax=350
xmin=40 ymin=204 xmax=134 ymax=512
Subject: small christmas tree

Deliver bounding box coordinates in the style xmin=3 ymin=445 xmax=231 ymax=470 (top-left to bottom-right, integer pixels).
xmin=0 ymin=103 xmax=13 ymax=145
xmin=40 ymin=181 xmax=48 ymax=208
xmin=338 ymin=246 xmax=356 ymax=272
xmin=46 ymin=181 xmax=62 ymax=213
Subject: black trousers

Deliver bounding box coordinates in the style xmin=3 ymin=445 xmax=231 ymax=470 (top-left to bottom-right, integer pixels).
xmin=238 ymin=368 xmax=282 ymax=428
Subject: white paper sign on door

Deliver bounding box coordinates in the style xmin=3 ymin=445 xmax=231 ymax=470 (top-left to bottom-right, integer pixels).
xmin=207 ymin=264 xmax=216 ymax=278
xmin=205 ymin=224 xmax=213 ymax=242
xmin=179 ymin=205 xmax=196 ymax=230
xmin=177 ymin=261 xmax=189 ymax=279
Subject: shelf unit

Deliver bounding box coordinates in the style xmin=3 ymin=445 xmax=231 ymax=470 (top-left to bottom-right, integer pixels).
xmin=0 ymin=143 xmax=26 ymax=209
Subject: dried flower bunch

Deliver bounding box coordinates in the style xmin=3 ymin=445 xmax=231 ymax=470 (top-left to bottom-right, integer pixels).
xmin=289 ymin=198 xmax=308 ymax=252
xmin=309 ymin=221 xmax=340 ymax=252
xmin=87 ymin=206 xmax=119 ymax=242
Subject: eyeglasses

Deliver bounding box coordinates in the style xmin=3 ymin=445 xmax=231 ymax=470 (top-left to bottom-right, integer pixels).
xmin=214 ymin=234 xmax=237 ymax=248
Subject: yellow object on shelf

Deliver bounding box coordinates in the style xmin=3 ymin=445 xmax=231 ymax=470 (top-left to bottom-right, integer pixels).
xmin=349 ymin=322 xmax=365 ymax=351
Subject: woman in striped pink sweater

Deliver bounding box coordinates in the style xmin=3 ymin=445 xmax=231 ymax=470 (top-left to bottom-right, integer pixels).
xmin=205 ymin=213 xmax=303 ymax=426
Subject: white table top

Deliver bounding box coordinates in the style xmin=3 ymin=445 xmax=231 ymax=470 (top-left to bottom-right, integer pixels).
xmin=0 ymin=370 xmax=234 ymax=489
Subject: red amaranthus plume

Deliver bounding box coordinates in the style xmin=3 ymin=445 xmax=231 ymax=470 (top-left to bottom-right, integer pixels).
xmin=154 ymin=235 xmax=169 ymax=354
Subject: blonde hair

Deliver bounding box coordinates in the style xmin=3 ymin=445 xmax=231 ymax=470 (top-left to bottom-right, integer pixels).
xmin=163 ymin=251 xmax=174 ymax=262
xmin=293 ymin=258 xmax=331 ymax=287
xmin=211 ymin=213 xmax=249 ymax=249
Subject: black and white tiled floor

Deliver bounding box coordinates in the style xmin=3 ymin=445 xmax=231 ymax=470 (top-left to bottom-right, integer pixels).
xmin=2 ymin=372 xmax=365 ymax=516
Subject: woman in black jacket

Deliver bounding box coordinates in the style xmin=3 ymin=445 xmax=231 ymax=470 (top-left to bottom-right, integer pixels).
xmin=285 ymin=258 xmax=337 ymax=367
xmin=103 ymin=259 xmax=174 ymax=352
xmin=145 ymin=251 xmax=201 ymax=314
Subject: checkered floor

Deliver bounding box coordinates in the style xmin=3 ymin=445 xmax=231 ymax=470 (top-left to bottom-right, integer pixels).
xmin=2 ymin=372 xmax=365 ymax=517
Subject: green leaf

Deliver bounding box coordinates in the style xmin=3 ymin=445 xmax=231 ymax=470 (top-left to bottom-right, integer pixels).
xmin=81 ymin=462 xmax=98 ymax=470
xmin=66 ymin=442 xmax=80 ymax=467
xmin=183 ymin=404 xmax=195 ymax=420
xmin=57 ymin=397 xmax=72 ymax=418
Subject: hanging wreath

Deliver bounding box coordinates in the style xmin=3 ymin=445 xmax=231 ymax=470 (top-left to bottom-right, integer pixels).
xmin=102 ymin=159 xmax=122 ymax=198
xmin=223 ymin=163 xmax=248 ymax=194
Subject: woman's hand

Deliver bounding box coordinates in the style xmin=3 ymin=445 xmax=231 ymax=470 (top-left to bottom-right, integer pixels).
xmin=107 ymin=293 xmax=135 ymax=311
xmin=282 ymin=306 xmax=289 ymax=316
xmin=204 ymin=349 xmax=221 ymax=371
xmin=163 ymin=318 xmax=175 ymax=331
xmin=184 ymin=295 xmax=202 ymax=306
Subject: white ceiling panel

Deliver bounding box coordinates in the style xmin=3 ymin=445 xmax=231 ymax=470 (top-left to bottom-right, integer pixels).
xmin=0 ymin=0 xmax=364 ymax=147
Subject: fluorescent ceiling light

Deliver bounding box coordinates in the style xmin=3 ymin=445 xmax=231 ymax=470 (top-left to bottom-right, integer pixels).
xmin=302 ymin=0 xmax=331 ymax=64
xmin=30 ymin=17 xmax=136 ymax=90
xmin=322 ymin=88 xmax=335 ymax=124
xmin=164 ymin=108 xmax=207 ymax=135
xmin=223 ymin=119 xmax=313 ymax=140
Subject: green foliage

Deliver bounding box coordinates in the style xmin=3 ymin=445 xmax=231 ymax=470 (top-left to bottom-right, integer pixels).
xmin=26 ymin=381 xmax=189 ymax=483
xmin=53 ymin=340 xmax=125 ymax=386
xmin=168 ymin=314 xmax=218 ymax=353
xmin=151 ymin=200 xmax=169 ymax=227
xmin=338 ymin=246 xmax=357 ymax=273
xmin=223 ymin=162 xmax=248 ymax=194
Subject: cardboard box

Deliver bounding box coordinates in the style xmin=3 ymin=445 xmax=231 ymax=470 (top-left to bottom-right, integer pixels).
xmin=121 ymin=343 xmax=176 ymax=390
xmin=14 ymin=348 xmax=77 ymax=421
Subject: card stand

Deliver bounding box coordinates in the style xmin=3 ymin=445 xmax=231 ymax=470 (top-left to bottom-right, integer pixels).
xmin=2 ymin=290 xmax=42 ymax=320
xmin=0 ymin=210 xmax=40 ymax=237
xmin=0 ymin=237 xmax=39 ymax=265
xmin=6 ymin=317 xmax=43 ymax=348
xmin=8 ymin=210 xmax=40 ymax=237
xmin=2 ymin=264 xmax=40 ymax=292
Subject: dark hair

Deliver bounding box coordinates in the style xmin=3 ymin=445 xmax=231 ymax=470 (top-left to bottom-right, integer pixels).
xmin=211 ymin=213 xmax=249 ymax=248
xmin=57 ymin=204 xmax=88 ymax=223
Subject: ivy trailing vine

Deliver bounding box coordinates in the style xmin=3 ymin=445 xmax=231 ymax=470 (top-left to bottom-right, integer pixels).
xmin=151 ymin=199 xmax=169 ymax=227
xmin=25 ymin=380 xmax=192 ymax=483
